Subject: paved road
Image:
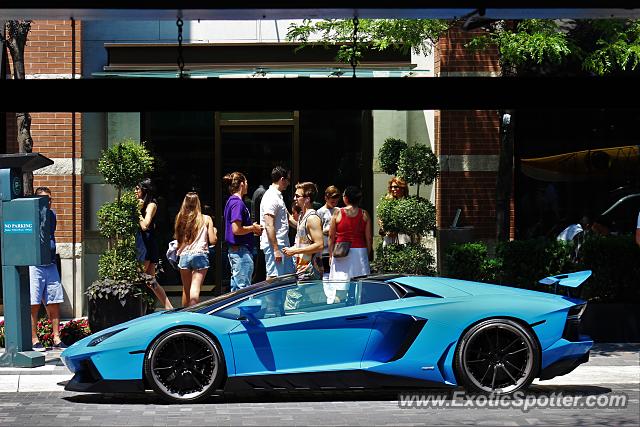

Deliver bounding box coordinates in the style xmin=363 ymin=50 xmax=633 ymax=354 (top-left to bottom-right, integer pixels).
xmin=0 ymin=344 xmax=638 ymax=426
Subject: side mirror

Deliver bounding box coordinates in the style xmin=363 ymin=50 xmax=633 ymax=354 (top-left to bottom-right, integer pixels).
xmin=239 ymin=298 xmax=262 ymax=316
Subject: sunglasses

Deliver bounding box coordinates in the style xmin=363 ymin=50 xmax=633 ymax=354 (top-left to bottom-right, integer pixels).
xmin=390 ymin=185 xmax=401 ymax=189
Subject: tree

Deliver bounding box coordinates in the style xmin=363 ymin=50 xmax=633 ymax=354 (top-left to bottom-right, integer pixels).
xmin=373 ymin=139 xmax=438 ymax=274
xmin=3 ymin=20 xmax=34 ymax=195
xmin=287 ymin=19 xmax=451 ymax=62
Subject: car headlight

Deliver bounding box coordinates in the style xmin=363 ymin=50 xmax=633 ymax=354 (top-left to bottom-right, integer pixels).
xmin=87 ymin=328 xmax=127 ymax=347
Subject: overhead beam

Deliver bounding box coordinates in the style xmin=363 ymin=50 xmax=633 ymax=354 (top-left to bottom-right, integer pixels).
xmin=1 ymin=1 xmax=640 ymax=20
xmin=1 ymin=77 xmax=638 ymax=111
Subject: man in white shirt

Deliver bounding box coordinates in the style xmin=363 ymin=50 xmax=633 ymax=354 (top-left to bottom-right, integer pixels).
xmin=260 ymin=166 xmax=296 ymax=277
xmin=316 ymin=185 xmax=340 ymax=278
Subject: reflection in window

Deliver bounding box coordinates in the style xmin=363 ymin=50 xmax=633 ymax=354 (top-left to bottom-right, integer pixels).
xmin=215 ymin=281 xmax=356 ymax=320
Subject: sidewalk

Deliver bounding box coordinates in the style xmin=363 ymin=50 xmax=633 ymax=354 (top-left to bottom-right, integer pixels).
xmin=0 ymin=343 xmax=638 ymax=393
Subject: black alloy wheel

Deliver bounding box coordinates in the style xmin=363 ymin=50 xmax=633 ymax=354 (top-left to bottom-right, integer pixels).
xmin=144 ymin=328 xmax=223 ymax=403
xmin=455 ymin=318 xmax=540 ymax=394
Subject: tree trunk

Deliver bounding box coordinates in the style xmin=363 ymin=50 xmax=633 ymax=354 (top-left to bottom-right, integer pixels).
xmin=5 ymin=21 xmax=33 ymax=195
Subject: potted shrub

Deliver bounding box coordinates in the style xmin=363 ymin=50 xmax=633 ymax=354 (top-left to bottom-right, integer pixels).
xmin=373 ymin=138 xmax=439 ymax=274
xmin=85 ymin=138 xmax=155 ymax=333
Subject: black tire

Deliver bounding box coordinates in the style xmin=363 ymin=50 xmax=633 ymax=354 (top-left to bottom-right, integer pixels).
xmin=454 ymin=318 xmax=540 ymax=395
xmin=144 ymin=328 xmax=224 ymax=403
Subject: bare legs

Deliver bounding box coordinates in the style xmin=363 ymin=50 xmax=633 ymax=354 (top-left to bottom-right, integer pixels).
xmin=179 ymin=268 xmax=207 ymax=307
xmin=31 ymin=303 xmax=62 ymax=346
xmin=144 ymin=260 xmax=173 ymax=309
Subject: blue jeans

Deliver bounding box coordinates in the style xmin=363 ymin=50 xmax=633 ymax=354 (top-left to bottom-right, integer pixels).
xmin=228 ymin=245 xmax=254 ymax=292
xmin=263 ymin=244 xmax=295 ymax=277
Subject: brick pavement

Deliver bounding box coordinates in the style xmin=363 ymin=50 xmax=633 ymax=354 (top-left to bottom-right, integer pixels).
xmin=0 ymin=344 xmax=637 ymax=426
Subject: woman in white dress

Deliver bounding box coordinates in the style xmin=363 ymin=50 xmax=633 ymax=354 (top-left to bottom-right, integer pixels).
xmin=328 ymin=186 xmax=373 ymax=286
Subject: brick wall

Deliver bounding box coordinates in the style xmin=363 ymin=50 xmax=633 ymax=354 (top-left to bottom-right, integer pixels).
xmin=3 ymin=21 xmax=83 ymax=246
xmin=438 ymin=110 xmax=500 ymax=155
xmin=31 ymin=112 xmax=83 ymax=243
xmin=4 ymin=113 xmax=18 ymax=153
xmin=436 ymin=28 xmax=500 ymax=75
xmin=23 ymin=20 xmax=82 ymax=76
xmin=434 ymin=27 xmax=511 ymax=241
xmin=437 ymin=171 xmax=498 ymax=239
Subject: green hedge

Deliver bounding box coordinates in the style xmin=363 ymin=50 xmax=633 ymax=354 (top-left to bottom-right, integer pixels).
xmin=373 ymin=242 xmax=436 ymax=276
xmin=577 ymin=235 xmax=640 ymax=303
xmin=444 ymin=242 xmax=499 ymax=283
xmin=444 ymin=236 xmax=640 ymax=302
xmin=495 ymin=237 xmax=574 ymax=291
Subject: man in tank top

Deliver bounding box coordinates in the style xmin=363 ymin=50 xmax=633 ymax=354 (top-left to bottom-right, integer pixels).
xmin=282 ymin=182 xmax=324 ymax=281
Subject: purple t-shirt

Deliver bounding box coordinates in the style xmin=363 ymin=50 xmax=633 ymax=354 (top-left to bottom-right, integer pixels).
xmin=224 ymin=195 xmax=254 ymax=249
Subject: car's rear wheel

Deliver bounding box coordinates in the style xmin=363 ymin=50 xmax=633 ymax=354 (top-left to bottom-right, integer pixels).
xmin=455 ymin=318 xmax=539 ymax=394
xmin=144 ymin=328 xmax=223 ymax=403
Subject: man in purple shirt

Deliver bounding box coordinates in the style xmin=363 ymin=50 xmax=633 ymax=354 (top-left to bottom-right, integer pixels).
xmin=223 ymin=172 xmax=263 ymax=292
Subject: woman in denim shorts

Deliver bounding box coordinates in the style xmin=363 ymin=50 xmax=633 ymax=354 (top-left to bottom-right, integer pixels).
xmin=175 ymin=192 xmax=217 ymax=307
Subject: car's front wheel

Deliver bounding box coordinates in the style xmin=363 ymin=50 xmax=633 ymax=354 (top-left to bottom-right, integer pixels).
xmin=144 ymin=328 xmax=224 ymax=403
xmin=455 ymin=318 xmax=539 ymax=395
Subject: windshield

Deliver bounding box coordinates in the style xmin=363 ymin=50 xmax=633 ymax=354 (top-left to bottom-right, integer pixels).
xmin=177 ymin=274 xmax=299 ymax=312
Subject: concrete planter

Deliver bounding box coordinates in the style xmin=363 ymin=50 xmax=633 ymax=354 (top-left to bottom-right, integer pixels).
xmin=88 ymin=294 xmax=146 ymax=334
xmin=580 ymin=303 xmax=640 ymax=342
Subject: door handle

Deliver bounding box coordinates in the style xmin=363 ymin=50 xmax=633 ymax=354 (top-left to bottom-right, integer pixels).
xmin=345 ymin=315 xmax=368 ymax=321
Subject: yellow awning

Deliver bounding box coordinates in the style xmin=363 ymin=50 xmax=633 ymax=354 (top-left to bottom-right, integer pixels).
xmin=521 ymin=145 xmax=640 ymax=182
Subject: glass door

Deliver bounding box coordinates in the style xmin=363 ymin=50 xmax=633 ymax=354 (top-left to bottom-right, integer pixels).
xmin=214 ymin=113 xmax=299 ymax=294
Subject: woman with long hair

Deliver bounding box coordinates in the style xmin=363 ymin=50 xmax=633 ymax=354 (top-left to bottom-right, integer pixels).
xmin=223 ymin=172 xmax=263 ymax=292
xmin=135 ymin=178 xmax=172 ymax=309
xmin=174 ymin=191 xmax=217 ymax=306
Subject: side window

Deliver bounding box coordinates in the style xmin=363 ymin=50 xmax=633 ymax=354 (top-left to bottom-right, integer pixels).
xmin=215 ymin=287 xmax=291 ymax=320
xmin=283 ymin=281 xmax=354 ymax=315
xmin=215 ymin=281 xmax=355 ymax=320
xmin=359 ymin=281 xmax=400 ymax=305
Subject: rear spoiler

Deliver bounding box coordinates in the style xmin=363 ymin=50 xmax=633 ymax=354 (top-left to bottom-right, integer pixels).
xmin=539 ymin=270 xmax=592 ymax=292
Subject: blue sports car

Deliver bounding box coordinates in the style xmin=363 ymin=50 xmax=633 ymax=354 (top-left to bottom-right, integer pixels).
xmin=61 ymin=272 xmax=593 ymax=403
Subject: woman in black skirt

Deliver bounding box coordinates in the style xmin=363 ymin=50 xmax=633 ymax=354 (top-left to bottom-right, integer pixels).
xmin=136 ymin=178 xmax=173 ymax=309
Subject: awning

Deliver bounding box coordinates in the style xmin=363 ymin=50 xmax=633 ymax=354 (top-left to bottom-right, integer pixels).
xmin=92 ymin=67 xmax=428 ymax=78
xmin=520 ymin=145 xmax=640 ymax=182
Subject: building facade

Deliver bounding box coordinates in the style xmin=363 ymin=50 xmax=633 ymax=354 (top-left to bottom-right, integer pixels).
xmin=2 ymin=19 xmax=503 ymax=317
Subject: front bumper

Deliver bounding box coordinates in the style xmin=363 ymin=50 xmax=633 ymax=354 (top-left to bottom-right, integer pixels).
xmin=64 ymin=358 xmax=145 ymax=393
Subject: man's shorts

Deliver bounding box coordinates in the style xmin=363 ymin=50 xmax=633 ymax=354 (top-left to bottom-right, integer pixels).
xmin=263 ymin=245 xmax=295 ymax=278
xmin=29 ymin=264 xmax=64 ymax=305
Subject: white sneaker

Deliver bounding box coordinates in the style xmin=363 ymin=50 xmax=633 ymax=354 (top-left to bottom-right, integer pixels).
xmin=32 ymin=342 xmax=46 ymax=352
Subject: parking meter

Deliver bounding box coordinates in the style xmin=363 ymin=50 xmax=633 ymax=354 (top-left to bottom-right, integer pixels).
xmin=0 ymin=153 xmax=54 ymax=368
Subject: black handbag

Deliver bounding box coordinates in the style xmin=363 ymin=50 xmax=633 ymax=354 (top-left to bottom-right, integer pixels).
xmin=333 ymin=241 xmax=351 ymax=258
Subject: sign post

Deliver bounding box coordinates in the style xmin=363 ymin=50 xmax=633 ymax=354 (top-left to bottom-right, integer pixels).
xmin=0 ymin=153 xmax=54 ymax=367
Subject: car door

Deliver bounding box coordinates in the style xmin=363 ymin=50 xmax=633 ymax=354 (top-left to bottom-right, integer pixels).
xmin=220 ymin=280 xmax=379 ymax=376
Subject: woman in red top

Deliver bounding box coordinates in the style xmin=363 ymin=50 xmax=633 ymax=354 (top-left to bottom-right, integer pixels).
xmin=328 ymin=186 xmax=373 ymax=283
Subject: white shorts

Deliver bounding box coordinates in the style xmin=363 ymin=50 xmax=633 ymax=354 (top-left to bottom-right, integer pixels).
xmin=29 ymin=264 xmax=64 ymax=305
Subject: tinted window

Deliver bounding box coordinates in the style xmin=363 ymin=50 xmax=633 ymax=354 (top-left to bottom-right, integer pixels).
xmin=359 ymin=282 xmax=399 ymax=304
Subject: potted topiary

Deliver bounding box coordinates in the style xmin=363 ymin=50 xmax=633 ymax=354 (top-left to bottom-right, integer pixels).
xmin=85 ymin=138 xmax=155 ymax=333
xmin=373 ymin=139 xmax=439 ymax=274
